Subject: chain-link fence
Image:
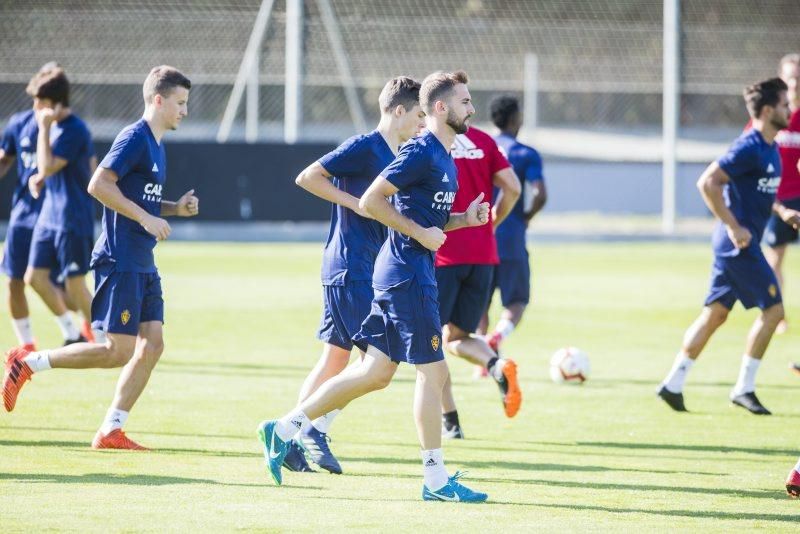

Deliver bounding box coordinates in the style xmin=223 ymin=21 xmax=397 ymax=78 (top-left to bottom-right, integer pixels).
xmin=1 ymin=1 xmax=799 ymax=143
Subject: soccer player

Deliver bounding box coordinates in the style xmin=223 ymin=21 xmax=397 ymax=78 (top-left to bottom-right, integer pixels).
xmin=657 ymin=77 xmax=797 ymax=415
xmin=435 ymin=125 xmax=521 ymax=439
xmin=258 ymin=70 xmax=489 ymax=502
xmin=23 ymin=68 xmax=97 ymax=345
xmin=3 ymin=66 xmax=200 ymax=451
xmin=287 ymin=76 xmax=425 ymax=473
xmin=787 ymin=458 xmax=800 ymax=497
xmin=764 ymin=54 xmax=800 ymax=339
xmin=0 ymin=65 xmax=94 ymax=349
xmin=482 ymin=95 xmax=547 ymax=353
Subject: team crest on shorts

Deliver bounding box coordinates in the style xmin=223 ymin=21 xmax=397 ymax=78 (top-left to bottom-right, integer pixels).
xmin=121 ymin=309 xmax=131 ymax=325
xmin=431 ymin=334 xmax=440 ymax=351
xmin=768 ymin=284 xmax=777 ymax=298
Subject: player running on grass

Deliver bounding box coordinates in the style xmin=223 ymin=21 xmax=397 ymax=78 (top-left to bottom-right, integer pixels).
xmin=436 ymin=124 xmax=521 ymax=439
xmin=284 ymin=76 xmax=425 ymax=473
xmin=258 ymin=70 xmax=489 ymax=502
xmin=657 ymin=77 xmax=799 ymax=415
xmin=3 ymin=66 xmax=200 ymax=450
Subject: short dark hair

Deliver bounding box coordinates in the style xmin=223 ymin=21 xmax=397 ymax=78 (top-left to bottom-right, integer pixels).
xmin=30 ymin=68 xmax=70 ymax=106
xmin=419 ymin=70 xmax=469 ymax=113
xmin=743 ymin=77 xmax=788 ymax=118
xmin=25 ymin=62 xmax=63 ymax=97
xmin=143 ymin=65 xmax=191 ymax=104
xmin=490 ymin=95 xmax=520 ymax=129
xmin=378 ymin=76 xmax=421 ymax=113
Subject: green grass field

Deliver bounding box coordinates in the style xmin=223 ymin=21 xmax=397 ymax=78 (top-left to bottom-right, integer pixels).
xmin=1 ymin=242 xmax=799 ymax=531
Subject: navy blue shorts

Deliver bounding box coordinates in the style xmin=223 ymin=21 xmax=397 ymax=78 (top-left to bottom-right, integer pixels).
xmin=91 ymin=265 xmax=164 ymax=336
xmin=492 ymin=257 xmax=531 ymax=307
xmin=317 ymin=280 xmax=374 ymax=351
xmin=1 ymin=224 xmax=34 ymax=279
xmin=29 ymin=226 xmax=92 ymax=280
xmin=353 ymin=280 xmax=444 ymax=365
xmin=704 ymin=251 xmax=782 ymax=310
xmin=764 ymin=197 xmax=800 ymax=248
xmin=435 ymin=264 xmax=494 ymax=333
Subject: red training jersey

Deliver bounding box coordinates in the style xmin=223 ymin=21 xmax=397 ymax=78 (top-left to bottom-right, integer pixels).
xmin=775 ymin=108 xmax=800 ymax=201
xmin=435 ymin=127 xmax=510 ymax=267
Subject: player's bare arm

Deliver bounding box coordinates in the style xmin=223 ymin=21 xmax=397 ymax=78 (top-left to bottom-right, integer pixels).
xmin=161 ymin=189 xmax=199 ymax=217
xmin=360 ymin=175 xmax=444 ymax=251
xmin=697 ymin=161 xmax=751 ymax=248
xmin=774 ymin=200 xmax=800 ymax=229
xmin=296 ymin=161 xmax=370 ymax=218
xmin=445 ymin=192 xmax=490 ymax=232
xmin=490 ymin=167 xmax=521 ymax=228
xmin=88 ymin=167 xmax=171 ymax=241
xmin=524 ymin=180 xmax=547 ymax=222
xmin=0 ymin=149 xmax=14 ymax=179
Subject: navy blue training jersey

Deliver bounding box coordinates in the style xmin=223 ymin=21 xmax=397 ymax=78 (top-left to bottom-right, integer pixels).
xmin=494 ymin=133 xmax=544 ymax=261
xmin=372 ymin=130 xmax=459 ymax=289
xmin=317 ymin=130 xmax=394 ymax=285
xmin=713 ymin=128 xmax=781 ymax=257
xmin=36 ymin=113 xmax=95 ymax=236
xmin=1 ymin=110 xmax=43 ymax=229
xmin=92 ymin=119 xmax=166 ymax=273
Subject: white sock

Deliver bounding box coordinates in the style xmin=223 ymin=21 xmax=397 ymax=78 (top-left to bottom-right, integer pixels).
xmin=311 ymin=409 xmax=340 ymax=434
xmin=489 ymin=358 xmax=507 ymax=381
xmin=794 ymin=457 xmax=800 ymax=472
xmin=55 ymin=313 xmax=80 ymax=341
xmin=11 ymin=317 xmax=35 ymax=345
xmin=99 ymin=408 xmax=129 ymax=435
xmin=732 ymin=355 xmax=761 ymax=396
xmin=662 ymin=352 xmax=694 ymax=393
xmin=92 ymin=329 xmax=107 ymax=344
xmin=493 ymin=318 xmax=515 ymax=340
xmin=23 ymin=351 xmax=51 ymax=373
xmin=276 ymin=409 xmax=308 ymax=441
xmin=421 ymin=448 xmax=448 ymax=491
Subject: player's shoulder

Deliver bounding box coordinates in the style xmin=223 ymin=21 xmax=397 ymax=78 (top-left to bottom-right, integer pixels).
xmin=730 ymin=128 xmax=763 ymax=153
xmin=114 ymin=119 xmax=150 ymax=145
xmin=61 ymin=113 xmax=91 ymax=137
xmin=338 ymin=130 xmax=380 ymax=152
xmin=5 ymin=109 xmax=34 ymax=131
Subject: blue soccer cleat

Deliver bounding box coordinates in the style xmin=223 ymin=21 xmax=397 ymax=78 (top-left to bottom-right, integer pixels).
xmin=422 ymin=471 xmax=488 ymax=503
xmin=257 ymin=420 xmax=290 ymax=485
xmin=299 ymin=425 xmax=342 ymax=474
xmin=283 ymin=440 xmax=316 ymax=473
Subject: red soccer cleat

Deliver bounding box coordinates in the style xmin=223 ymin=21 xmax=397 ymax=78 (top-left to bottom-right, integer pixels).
xmin=91 ymin=428 xmax=150 ymax=451
xmin=80 ymin=320 xmax=95 ymax=343
xmin=787 ymin=469 xmax=800 ymax=498
xmin=3 ymin=347 xmax=33 ymax=412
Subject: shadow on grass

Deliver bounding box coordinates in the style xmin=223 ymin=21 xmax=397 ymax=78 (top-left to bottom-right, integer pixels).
xmin=0 ymin=471 xmax=272 ymax=488
xmin=588 ymin=377 xmax=800 ymax=391
xmin=571 ymin=441 xmax=797 ymax=457
xmin=0 ymin=439 xmax=260 ymax=459
xmin=531 ymin=502 xmax=797 ymax=523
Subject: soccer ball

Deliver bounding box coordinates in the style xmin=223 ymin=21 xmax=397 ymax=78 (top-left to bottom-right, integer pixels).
xmin=549 ymin=347 xmax=590 ymax=384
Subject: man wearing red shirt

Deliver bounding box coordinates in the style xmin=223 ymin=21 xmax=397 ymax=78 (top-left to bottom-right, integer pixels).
xmin=435 ymin=126 xmax=521 ymax=438
xmin=765 ymin=54 xmax=800 ymax=344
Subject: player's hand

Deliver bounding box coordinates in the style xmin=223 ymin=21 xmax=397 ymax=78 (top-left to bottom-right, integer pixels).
xmin=415 ymin=226 xmax=446 ymax=251
xmin=176 ymin=189 xmax=200 ymax=217
xmin=28 ymin=173 xmax=45 ymax=199
xmin=142 ymin=214 xmax=172 ymax=241
xmin=726 ymin=224 xmax=752 ymax=249
xmin=35 ymin=104 xmax=62 ymax=128
xmin=465 ymin=192 xmax=490 ymax=227
xmin=781 ymin=208 xmax=800 ymax=229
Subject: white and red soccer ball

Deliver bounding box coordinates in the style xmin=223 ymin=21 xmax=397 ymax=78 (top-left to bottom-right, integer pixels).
xmin=549 ymin=347 xmax=590 ymax=384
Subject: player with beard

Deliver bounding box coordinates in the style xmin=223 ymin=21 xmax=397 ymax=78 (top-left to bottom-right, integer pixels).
xmin=258 ymin=70 xmax=489 ymax=502
xmin=657 ymin=78 xmax=795 ymax=415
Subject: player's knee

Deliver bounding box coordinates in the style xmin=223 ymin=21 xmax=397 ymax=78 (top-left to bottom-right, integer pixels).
xmin=23 ymin=269 xmax=41 ymax=288
xmin=7 ymin=277 xmax=25 ymax=294
xmin=763 ymin=304 xmax=785 ymax=326
xmin=705 ymin=307 xmax=729 ymax=328
xmin=369 ymin=365 xmax=394 ymax=390
xmin=105 ymin=341 xmax=134 ymax=367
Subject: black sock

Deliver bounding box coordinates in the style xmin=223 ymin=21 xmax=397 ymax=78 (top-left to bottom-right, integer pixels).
xmin=442 ymin=410 xmax=460 ymax=430
xmin=486 ymin=357 xmax=499 ymax=372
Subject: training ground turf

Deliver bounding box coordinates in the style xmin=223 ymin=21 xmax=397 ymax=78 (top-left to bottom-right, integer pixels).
xmin=1 ymin=242 xmax=799 ymax=531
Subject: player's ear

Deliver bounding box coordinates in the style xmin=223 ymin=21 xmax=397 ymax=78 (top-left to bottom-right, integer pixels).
xmin=153 ymin=93 xmax=162 ymax=107
xmin=393 ymin=104 xmax=406 ymax=118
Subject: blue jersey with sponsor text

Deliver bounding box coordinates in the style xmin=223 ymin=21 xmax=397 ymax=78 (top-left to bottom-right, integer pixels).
xmin=317 ymin=130 xmax=393 ymax=285
xmin=494 ymin=133 xmax=544 ymax=260
xmin=373 ymin=130 xmax=459 ymax=289
xmin=36 ymin=113 xmax=95 ymax=236
xmin=713 ymin=128 xmax=781 ymax=257
xmin=92 ymin=119 xmax=166 ymax=273
xmin=1 ymin=110 xmax=43 ymax=229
